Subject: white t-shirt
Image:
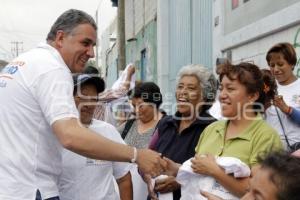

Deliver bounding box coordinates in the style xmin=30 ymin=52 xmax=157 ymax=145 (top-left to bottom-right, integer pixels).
xmin=0 ymin=43 xmax=78 ymax=200
xmin=265 ymin=79 xmax=300 ymax=148
xmin=59 ymin=119 xmax=132 ymax=200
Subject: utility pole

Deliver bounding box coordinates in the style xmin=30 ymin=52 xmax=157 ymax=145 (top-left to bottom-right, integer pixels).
xmin=95 ymin=0 xmax=104 ymax=69
xmin=95 ymin=9 xmax=99 ymax=69
xmin=117 ymin=0 xmax=126 ymax=71
xmin=11 ymin=41 xmax=23 ymax=57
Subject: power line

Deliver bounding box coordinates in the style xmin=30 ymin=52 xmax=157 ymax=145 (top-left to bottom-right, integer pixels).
xmin=11 ymin=41 xmax=23 ymax=57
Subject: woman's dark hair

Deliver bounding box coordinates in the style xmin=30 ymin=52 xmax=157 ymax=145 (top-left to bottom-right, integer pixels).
xmin=258 ymin=151 xmax=300 ymax=200
xmin=261 ymin=69 xmax=277 ymax=105
xmin=219 ymin=62 xmax=265 ymax=110
xmin=266 ymin=42 xmax=297 ymax=67
xmin=128 ymin=82 xmax=163 ymax=109
xmin=84 ymin=66 xmax=100 ymax=75
xmin=73 ymin=74 xmax=105 ymax=96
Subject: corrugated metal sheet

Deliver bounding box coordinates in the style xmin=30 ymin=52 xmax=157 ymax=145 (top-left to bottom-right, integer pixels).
xmin=167 ymin=0 xmax=213 ymax=108
xmin=169 ymin=0 xmax=192 ymax=82
xmin=192 ymin=0 xmax=213 ymax=68
xmin=169 ymin=0 xmax=213 ymax=80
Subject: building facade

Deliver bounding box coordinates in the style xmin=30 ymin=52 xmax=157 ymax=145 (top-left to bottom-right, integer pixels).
xmin=214 ymin=0 xmax=300 ymax=77
xmin=101 ymin=0 xmax=214 ymax=112
xmin=157 ymin=0 xmax=213 ymax=112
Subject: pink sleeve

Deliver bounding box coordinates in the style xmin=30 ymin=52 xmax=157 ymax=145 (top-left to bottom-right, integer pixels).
xmin=148 ymin=128 xmax=159 ymax=150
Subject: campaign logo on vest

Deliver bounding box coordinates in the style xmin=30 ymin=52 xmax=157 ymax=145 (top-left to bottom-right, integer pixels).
xmin=0 ymin=61 xmax=25 ymax=87
xmin=0 ymin=79 xmax=6 ymax=88
xmin=86 ymin=158 xmax=110 ymax=166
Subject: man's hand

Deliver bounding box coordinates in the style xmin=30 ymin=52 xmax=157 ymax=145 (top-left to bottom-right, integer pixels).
xmin=201 ymin=190 xmax=224 ymax=200
xmin=162 ymin=157 xmax=181 ymax=177
xmin=136 ymin=149 xmax=166 ymax=177
xmin=154 ymin=176 xmax=180 ymax=193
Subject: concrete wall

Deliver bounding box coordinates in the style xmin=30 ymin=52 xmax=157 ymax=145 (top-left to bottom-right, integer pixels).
xmin=230 ymin=26 xmax=300 ymax=77
xmin=134 ymin=0 xmax=157 ymax=35
xmin=214 ymin=0 xmax=300 ymax=77
xmin=101 ymin=0 xmax=157 ymax=87
xmin=224 ymin=0 xmax=300 ymax=34
xmin=125 ymin=0 xmax=157 ymax=40
xmin=126 ymin=19 xmax=157 ymax=82
xmin=100 ymin=17 xmax=118 ymax=88
xmin=124 ymin=0 xmax=157 ymax=82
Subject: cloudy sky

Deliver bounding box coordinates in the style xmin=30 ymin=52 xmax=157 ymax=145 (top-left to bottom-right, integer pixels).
xmin=0 ymin=0 xmax=116 ymax=61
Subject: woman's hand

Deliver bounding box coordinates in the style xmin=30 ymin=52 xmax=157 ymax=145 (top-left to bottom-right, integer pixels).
xmin=273 ymin=95 xmax=290 ymax=114
xmin=191 ymin=154 xmax=222 ymax=176
xmin=143 ymin=174 xmax=158 ymax=200
xmin=154 ymin=176 xmax=180 ymax=193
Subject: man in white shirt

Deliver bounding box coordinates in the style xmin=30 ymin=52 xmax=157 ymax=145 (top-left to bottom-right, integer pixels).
xmin=58 ymin=74 xmax=132 ymax=200
xmin=0 ymin=9 xmax=164 ymax=200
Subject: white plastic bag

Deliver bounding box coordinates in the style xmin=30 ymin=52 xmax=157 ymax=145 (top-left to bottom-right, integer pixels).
xmin=112 ymin=63 xmax=135 ymax=90
xmin=176 ymin=157 xmax=250 ymax=200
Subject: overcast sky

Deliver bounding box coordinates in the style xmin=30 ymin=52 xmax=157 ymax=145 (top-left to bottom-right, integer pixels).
xmin=0 ymin=0 xmax=116 ymax=61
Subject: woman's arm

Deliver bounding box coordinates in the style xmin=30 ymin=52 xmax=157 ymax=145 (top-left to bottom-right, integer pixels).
xmin=273 ymin=95 xmax=300 ymax=124
xmin=289 ymin=107 xmax=300 ymax=124
xmin=122 ymin=65 xmax=135 ymax=90
xmin=117 ymin=172 xmax=133 ymax=200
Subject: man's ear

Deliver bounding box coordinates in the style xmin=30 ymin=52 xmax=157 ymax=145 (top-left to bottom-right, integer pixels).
xmin=54 ymin=30 xmax=65 ymax=48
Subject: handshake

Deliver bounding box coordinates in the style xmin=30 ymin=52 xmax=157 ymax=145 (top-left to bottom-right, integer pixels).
xmin=135 ymin=149 xmax=167 ymax=177
xmin=134 ymin=149 xmax=179 ymax=177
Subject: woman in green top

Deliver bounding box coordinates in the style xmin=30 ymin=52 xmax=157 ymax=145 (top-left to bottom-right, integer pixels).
xmin=165 ymin=62 xmax=282 ymax=198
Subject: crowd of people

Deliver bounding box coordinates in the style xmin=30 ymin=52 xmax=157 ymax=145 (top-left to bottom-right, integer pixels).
xmin=0 ymin=9 xmax=300 ymax=200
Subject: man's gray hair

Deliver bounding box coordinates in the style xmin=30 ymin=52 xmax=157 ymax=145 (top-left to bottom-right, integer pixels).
xmin=47 ymin=9 xmax=97 ymax=41
xmin=177 ymin=64 xmax=217 ymax=110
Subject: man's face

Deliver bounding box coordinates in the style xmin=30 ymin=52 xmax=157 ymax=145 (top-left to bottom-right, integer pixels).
xmin=74 ymin=84 xmax=98 ymax=125
xmin=57 ymin=23 xmax=96 ymax=73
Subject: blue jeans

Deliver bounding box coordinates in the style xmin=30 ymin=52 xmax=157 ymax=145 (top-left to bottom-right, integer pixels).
xmin=35 ymin=190 xmax=60 ymax=200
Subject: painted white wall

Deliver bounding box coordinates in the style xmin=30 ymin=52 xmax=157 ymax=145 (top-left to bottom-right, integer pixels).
xmin=213 ymin=0 xmax=300 ymax=76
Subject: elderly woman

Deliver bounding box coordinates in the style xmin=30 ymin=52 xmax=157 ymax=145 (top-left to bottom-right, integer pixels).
xmin=150 ymin=64 xmax=217 ymax=200
xmin=164 ymin=62 xmax=283 ymax=199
